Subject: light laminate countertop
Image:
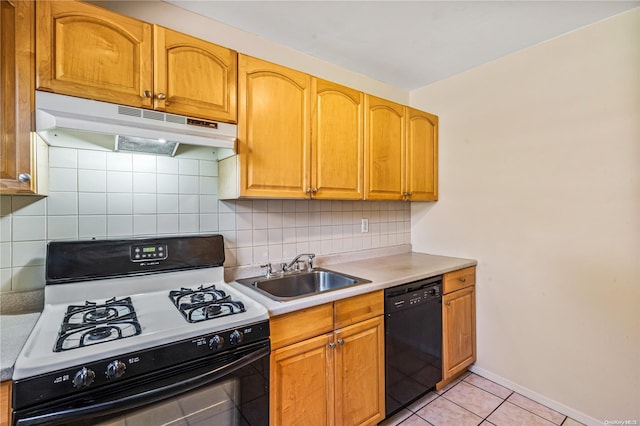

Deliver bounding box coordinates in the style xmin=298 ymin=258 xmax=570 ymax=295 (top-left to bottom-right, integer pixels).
xmin=1 ymin=313 xmax=41 ymax=381
xmin=229 ymin=251 xmax=477 ymax=316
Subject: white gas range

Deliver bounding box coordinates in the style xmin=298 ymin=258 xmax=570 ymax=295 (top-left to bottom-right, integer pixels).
xmin=12 ymin=235 xmax=270 ymax=426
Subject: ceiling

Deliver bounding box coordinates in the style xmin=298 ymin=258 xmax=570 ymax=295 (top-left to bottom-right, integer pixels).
xmin=165 ymin=1 xmax=639 ymax=91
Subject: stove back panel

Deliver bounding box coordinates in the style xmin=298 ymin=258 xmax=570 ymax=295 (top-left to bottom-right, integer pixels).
xmin=46 ymin=235 xmax=225 ymax=284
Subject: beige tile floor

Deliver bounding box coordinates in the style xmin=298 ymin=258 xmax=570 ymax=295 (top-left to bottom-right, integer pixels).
xmin=379 ymin=372 xmax=585 ymax=426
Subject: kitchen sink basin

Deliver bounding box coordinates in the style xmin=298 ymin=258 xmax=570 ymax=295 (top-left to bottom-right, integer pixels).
xmin=235 ymin=268 xmax=371 ymax=301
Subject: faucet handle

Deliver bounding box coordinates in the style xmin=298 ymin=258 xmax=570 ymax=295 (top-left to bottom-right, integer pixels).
xmin=260 ymin=262 xmax=273 ymax=278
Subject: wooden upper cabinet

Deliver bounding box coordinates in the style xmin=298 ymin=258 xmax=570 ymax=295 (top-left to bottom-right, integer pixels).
xmin=406 ymin=107 xmax=438 ymax=201
xmin=36 ymin=0 xmax=153 ymax=108
xmin=153 ymin=26 xmax=237 ymax=122
xmin=312 ymin=79 xmax=364 ymax=199
xmin=364 ymin=95 xmax=405 ymax=200
xmin=1 ymin=0 xmax=39 ymax=194
xmin=238 ymin=55 xmax=311 ymax=198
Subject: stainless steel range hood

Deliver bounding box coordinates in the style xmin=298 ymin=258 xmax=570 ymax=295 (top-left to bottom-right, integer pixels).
xmin=35 ymin=91 xmax=237 ymax=156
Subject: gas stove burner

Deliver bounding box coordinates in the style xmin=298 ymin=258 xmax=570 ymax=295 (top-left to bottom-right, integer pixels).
xmin=87 ymin=327 xmax=114 ymax=341
xmin=54 ymin=297 xmax=142 ymax=352
xmin=64 ymin=297 xmax=137 ymax=325
xmin=169 ymin=284 xmax=247 ymax=323
xmin=205 ymin=305 xmax=222 ymax=316
xmin=86 ymin=306 xmax=117 ymax=322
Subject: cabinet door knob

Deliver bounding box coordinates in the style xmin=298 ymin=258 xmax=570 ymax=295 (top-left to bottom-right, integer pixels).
xmin=18 ymin=173 xmax=31 ymax=183
xmin=304 ymin=188 xmax=312 ymax=194
xmin=445 ymin=301 xmax=451 ymax=306
xmin=337 ymin=339 xmax=344 ymax=346
xmin=156 ymin=93 xmax=167 ymax=100
xmin=143 ymin=90 xmax=152 ymax=98
xmin=328 ymin=342 xmax=336 ymax=349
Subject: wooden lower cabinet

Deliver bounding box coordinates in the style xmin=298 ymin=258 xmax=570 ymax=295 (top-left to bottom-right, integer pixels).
xmin=0 ymin=380 xmax=11 ymax=426
xmin=439 ymin=267 xmax=477 ymax=387
xmin=271 ymin=333 xmax=335 ymax=426
xmin=269 ymin=292 xmax=384 ymax=426
xmin=334 ymin=316 xmax=385 ymax=426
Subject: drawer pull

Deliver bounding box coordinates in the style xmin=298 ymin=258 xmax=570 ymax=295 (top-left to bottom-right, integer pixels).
xmin=459 ymin=277 xmax=466 ymax=283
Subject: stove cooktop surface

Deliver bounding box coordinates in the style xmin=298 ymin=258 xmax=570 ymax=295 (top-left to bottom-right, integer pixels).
xmin=13 ymin=268 xmax=269 ymax=380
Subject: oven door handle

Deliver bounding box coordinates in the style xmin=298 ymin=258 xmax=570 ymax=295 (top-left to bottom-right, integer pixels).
xmin=15 ymin=344 xmax=270 ymax=426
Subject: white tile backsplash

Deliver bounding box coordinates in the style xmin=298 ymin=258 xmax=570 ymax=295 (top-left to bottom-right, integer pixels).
xmin=78 ymin=169 xmax=107 ymax=192
xmin=133 ymin=172 xmax=157 ymax=193
xmin=107 ymin=215 xmax=133 ymax=236
xmin=179 ymin=158 xmax=199 ymax=176
xmin=79 ymin=216 xmax=107 ymax=238
xmin=107 ymin=171 xmax=133 ymax=193
xmin=132 ymin=154 xmax=156 ymax=173
xmin=107 ymin=152 xmax=132 ymax=171
xmin=157 ymin=173 xmax=179 ymax=194
xmin=133 ymin=215 xmax=157 ymax=235
xmin=49 ymin=168 xmax=78 ymax=192
xmin=47 ymin=192 xmax=78 ymax=215
xmin=12 ymin=241 xmax=46 ymax=267
xmin=133 ymin=194 xmax=157 ymax=214
xmin=47 ymin=216 xmax=79 ymax=240
xmin=2 ymin=146 xmax=411 ymax=293
xmin=78 ymin=193 xmax=107 ymax=215
xmin=78 ymin=150 xmax=107 ymax=170
xmin=107 ymin=193 xmax=133 ymax=215
xmin=157 ymin=214 xmax=179 ymax=234
xmin=50 ymin=147 xmax=78 ymax=168
xmin=12 ymin=216 xmax=46 ymax=241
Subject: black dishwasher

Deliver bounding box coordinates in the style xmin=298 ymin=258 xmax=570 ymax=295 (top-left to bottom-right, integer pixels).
xmin=384 ymin=275 xmax=442 ymax=417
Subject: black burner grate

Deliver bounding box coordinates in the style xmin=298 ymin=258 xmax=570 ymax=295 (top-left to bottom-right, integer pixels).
xmin=54 ymin=297 xmax=142 ymax=352
xmin=169 ymin=285 xmax=246 ymax=323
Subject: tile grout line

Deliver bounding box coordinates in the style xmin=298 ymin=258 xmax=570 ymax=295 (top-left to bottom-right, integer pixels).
xmin=501 ymin=399 xmax=566 ymax=425
xmin=482 ymin=397 xmax=511 ymax=423
xmin=462 ymin=375 xmax=515 ymax=400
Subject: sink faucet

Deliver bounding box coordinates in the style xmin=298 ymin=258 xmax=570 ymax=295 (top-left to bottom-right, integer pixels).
xmin=283 ymin=253 xmax=315 ymax=273
xmin=260 ymin=263 xmax=274 ymax=278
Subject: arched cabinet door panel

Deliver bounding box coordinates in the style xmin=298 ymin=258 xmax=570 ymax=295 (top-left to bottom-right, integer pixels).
xmin=312 ymin=79 xmax=364 ymax=200
xmin=36 ymin=0 xmax=153 ymax=107
xmin=364 ymin=95 xmax=405 ymax=200
xmin=154 ymin=26 xmax=237 ymax=122
xmin=406 ymin=107 xmax=438 ymax=201
xmin=238 ymin=55 xmax=311 ymax=198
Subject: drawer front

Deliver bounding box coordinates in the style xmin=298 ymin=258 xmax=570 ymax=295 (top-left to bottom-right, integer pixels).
xmin=334 ymin=290 xmax=384 ymax=329
xmin=270 ymin=303 xmax=334 ymax=350
xmin=443 ymin=266 xmax=476 ymax=294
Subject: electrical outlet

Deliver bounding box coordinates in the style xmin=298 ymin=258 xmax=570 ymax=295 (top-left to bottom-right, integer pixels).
xmin=361 ymin=218 xmax=369 ymax=233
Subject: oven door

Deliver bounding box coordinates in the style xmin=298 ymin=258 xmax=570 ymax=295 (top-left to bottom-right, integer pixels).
xmin=13 ymin=341 xmax=269 ymax=426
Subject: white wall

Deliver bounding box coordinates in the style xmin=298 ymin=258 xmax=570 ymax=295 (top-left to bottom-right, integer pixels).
xmin=410 ymin=8 xmax=640 ymax=424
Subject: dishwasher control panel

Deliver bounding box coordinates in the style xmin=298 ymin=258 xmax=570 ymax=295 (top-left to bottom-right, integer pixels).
xmin=384 ymin=275 xmax=442 ymax=312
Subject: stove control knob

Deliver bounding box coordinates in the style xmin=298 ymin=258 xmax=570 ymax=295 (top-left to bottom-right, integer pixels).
xmin=229 ymin=330 xmax=244 ymax=345
xmin=72 ymin=367 xmax=95 ymax=389
xmin=105 ymin=360 xmax=126 ymax=380
xmin=209 ymin=335 xmax=224 ymax=350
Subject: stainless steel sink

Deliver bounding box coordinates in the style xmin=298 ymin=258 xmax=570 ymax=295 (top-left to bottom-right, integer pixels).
xmin=235 ymin=268 xmax=371 ymax=301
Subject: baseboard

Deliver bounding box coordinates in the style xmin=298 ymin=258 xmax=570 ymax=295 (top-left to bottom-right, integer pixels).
xmin=468 ymin=365 xmax=603 ymax=426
